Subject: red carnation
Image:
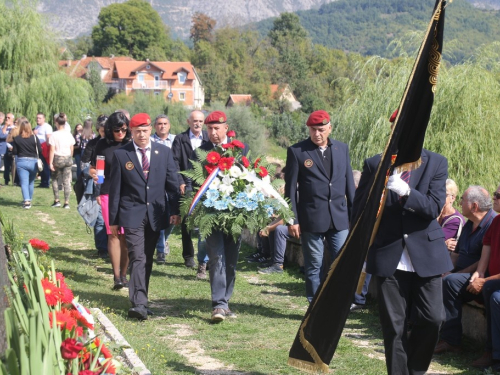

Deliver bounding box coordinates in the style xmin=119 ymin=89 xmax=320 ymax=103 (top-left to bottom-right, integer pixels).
xmin=231 ymin=140 xmax=245 ymax=149
xmin=55 ymin=272 xmax=65 ymax=282
xmin=218 ymin=157 xmax=235 ymax=171
xmin=205 ymin=164 xmax=216 ymax=174
xmin=241 ymin=156 xmax=250 ymax=168
xmin=227 ymin=130 xmax=236 ymax=137
xmin=41 ymin=278 xmax=60 ymax=306
xmin=258 ymin=166 xmax=269 ymax=178
xmin=78 ymin=370 xmax=98 ymax=375
xmin=29 ymin=238 xmax=50 ymax=252
xmin=254 ymin=158 xmax=261 ymax=168
xmin=206 ymin=152 xmax=220 ymax=164
xmin=221 ymin=143 xmax=234 ymax=149
xmin=60 ymin=338 xmax=84 ymax=360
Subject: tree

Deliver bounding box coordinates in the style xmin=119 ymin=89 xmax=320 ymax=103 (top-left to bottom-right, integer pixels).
xmin=92 ymin=0 xmax=172 ymax=60
xmin=86 ymin=61 xmax=108 ymax=105
xmin=0 ymin=0 xmax=93 ymax=124
xmin=190 ymin=12 xmax=216 ymax=44
xmin=268 ymin=13 xmax=308 ymax=47
xmin=66 ymin=35 xmax=94 ymax=60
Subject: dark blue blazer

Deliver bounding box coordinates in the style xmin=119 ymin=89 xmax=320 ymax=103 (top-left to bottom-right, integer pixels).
xmin=108 ymin=141 xmax=180 ymax=232
xmin=285 ymin=137 xmax=355 ymax=233
xmin=353 ymin=149 xmax=453 ymax=278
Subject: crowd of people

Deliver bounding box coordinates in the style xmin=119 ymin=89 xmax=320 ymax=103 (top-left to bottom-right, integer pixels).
xmin=2 ymin=107 xmax=500 ymax=373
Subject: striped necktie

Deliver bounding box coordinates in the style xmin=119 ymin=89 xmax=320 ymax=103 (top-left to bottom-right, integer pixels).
xmin=401 ymin=170 xmax=411 ymax=184
xmin=139 ymin=148 xmax=150 ymax=180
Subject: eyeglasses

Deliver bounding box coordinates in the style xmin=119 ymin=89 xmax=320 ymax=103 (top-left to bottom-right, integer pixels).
xmin=493 ymin=192 xmax=500 ymax=200
xmin=113 ymin=128 xmax=128 ymax=133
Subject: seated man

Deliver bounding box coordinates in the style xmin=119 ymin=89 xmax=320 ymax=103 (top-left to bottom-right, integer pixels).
xmin=258 ymin=219 xmax=290 ymax=274
xmin=435 ymin=185 xmax=497 ymax=354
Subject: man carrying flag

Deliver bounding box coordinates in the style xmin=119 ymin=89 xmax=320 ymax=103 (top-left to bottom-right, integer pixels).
xmin=353 ymin=111 xmax=452 ymax=374
xmin=287 ymin=0 xmax=451 ymax=373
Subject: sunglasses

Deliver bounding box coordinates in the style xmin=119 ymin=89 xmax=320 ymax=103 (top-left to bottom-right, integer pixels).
xmin=113 ymin=128 xmax=128 ymax=133
xmin=493 ymin=192 xmax=500 ymax=200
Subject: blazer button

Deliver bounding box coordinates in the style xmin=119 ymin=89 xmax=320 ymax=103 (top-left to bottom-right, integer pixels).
xmin=147 ymin=186 xmax=149 ymax=189
xmin=403 ymin=234 xmax=408 ymax=239
xmin=147 ymin=202 xmax=150 ymax=206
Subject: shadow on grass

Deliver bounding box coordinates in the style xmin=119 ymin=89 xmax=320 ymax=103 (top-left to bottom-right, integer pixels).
xmin=166 ymin=360 xmax=269 ymax=374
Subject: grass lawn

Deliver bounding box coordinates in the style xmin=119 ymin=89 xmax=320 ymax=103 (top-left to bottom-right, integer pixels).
xmin=0 ymin=181 xmax=489 ymax=374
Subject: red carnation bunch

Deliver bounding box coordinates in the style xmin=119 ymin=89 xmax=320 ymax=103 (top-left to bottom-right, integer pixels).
xmin=231 ymin=140 xmax=245 ymax=149
xmin=221 ymin=143 xmax=235 ymax=150
xmin=60 ymin=338 xmax=84 ymax=360
xmin=218 ymin=157 xmax=235 ymax=171
xmin=206 ymin=151 xmax=220 ymax=164
xmin=227 ymin=130 xmax=236 ymax=137
xmin=29 ymin=238 xmax=50 ymax=252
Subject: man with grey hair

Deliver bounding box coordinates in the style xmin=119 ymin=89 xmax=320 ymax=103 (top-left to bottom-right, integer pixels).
xmin=435 ymin=185 xmax=497 ymax=353
xmin=150 ymin=114 xmax=176 ymax=264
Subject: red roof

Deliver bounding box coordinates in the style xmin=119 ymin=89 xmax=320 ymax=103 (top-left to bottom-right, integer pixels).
xmin=59 ymin=56 xmax=135 ymax=82
xmin=113 ymin=61 xmax=195 ymax=80
xmin=229 ymin=94 xmax=252 ymax=104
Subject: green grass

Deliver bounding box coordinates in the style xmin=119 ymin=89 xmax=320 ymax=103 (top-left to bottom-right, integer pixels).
xmin=0 ymin=181 xmax=489 ymax=374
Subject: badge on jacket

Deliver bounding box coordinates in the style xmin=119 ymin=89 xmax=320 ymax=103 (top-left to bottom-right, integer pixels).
xmin=304 ymin=159 xmax=313 ymax=168
xmin=125 ymin=161 xmax=134 ymax=170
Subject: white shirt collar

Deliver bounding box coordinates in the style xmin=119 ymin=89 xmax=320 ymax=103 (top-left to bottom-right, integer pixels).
xmin=133 ymin=141 xmax=152 ymax=151
xmin=189 ymin=130 xmax=203 ymax=139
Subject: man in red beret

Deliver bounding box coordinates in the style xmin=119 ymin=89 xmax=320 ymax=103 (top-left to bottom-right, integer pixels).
xmin=188 ymin=110 xmax=249 ymax=323
xmin=108 ymin=113 xmax=181 ymax=320
xmin=285 ymin=110 xmax=355 ymax=303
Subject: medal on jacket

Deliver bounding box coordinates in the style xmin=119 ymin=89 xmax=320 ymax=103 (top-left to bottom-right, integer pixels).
xmin=304 ymin=159 xmax=313 ymax=168
xmin=125 ymin=161 xmax=134 ymax=170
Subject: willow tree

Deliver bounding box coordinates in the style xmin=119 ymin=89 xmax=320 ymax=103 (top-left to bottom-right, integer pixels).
xmin=0 ymin=0 xmax=93 ymax=124
xmin=330 ymin=39 xmax=500 ymax=193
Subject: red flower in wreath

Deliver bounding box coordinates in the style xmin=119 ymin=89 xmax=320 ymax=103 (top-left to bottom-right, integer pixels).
xmin=258 ymin=166 xmax=269 ymax=178
xmin=231 ymin=140 xmax=245 ymax=149
xmin=60 ymin=338 xmax=84 ymax=360
xmin=206 ymin=152 xmax=220 ymax=164
xmin=41 ymin=278 xmax=60 ymax=306
xmin=227 ymin=130 xmax=236 ymax=137
xmin=29 ymin=238 xmax=50 ymax=252
xmin=254 ymin=158 xmax=261 ymax=168
xmin=205 ymin=164 xmax=216 ymax=174
xmin=218 ymin=157 xmax=235 ymax=171
xmin=71 ymin=309 xmax=94 ymax=330
xmin=241 ymin=156 xmax=250 ymax=168
xmin=221 ymin=143 xmax=234 ymax=149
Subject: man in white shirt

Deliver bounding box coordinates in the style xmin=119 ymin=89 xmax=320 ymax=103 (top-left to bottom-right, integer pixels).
xmin=150 ymin=114 xmax=176 ymax=264
xmin=34 ymin=112 xmax=52 ymax=187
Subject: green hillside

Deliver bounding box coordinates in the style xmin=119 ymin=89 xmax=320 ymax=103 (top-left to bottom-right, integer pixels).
xmin=253 ymin=0 xmax=500 ymax=64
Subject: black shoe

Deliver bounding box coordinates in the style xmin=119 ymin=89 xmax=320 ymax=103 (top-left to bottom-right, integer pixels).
xmin=248 ymin=256 xmax=270 ymax=264
xmin=257 ymin=260 xmax=273 ymax=269
xmin=121 ymin=276 xmax=129 ymax=288
xmin=113 ymin=278 xmax=124 ymax=290
xmin=98 ymin=250 xmax=109 ymax=259
xmin=258 ymin=263 xmax=284 ymax=274
xmin=51 ymin=201 xmax=61 ymax=208
xmin=350 ymin=303 xmax=364 ymax=312
xmin=128 ymin=305 xmax=148 ymax=320
xmin=244 ymin=251 xmax=264 ymax=261
xmin=184 ymin=257 xmax=196 ymax=268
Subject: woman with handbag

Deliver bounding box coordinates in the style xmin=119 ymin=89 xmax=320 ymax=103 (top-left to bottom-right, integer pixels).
xmin=49 ymin=113 xmax=76 ymax=209
xmin=12 ymin=118 xmax=42 ymax=209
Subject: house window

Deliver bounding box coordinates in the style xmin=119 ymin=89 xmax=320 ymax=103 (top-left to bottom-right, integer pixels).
xmin=178 ymin=72 xmax=186 ymax=84
xmin=179 ymin=92 xmax=186 ymax=101
xmin=138 ymin=74 xmax=144 ymax=82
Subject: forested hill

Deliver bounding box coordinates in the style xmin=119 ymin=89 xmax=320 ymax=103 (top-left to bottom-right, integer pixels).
xmin=253 ymin=0 xmax=500 ymax=64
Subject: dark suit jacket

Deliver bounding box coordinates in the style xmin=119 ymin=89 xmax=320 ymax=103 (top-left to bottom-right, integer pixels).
xmin=353 ymin=149 xmax=453 ymax=278
xmin=284 ymin=137 xmax=355 ymax=233
xmin=171 ymin=128 xmax=209 ymax=185
xmin=108 ymin=141 xmax=180 ymax=232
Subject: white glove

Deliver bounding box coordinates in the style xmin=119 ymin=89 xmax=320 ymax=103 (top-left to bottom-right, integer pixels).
xmin=387 ymin=171 xmax=410 ymax=196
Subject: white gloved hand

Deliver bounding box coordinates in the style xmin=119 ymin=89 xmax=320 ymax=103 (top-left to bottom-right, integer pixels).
xmin=387 ymin=171 xmax=410 ymax=196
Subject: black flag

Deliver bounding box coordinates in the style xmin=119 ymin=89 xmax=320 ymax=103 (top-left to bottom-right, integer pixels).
xmin=288 ymin=0 xmax=446 ymax=372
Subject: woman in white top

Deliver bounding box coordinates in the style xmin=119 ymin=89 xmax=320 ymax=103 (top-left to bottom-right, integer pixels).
xmin=48 ymin=113 xmax=75 ymax=209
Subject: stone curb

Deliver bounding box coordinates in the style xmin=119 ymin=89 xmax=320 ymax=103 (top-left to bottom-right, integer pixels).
xmin=91 ymin=308 xmax=151 ymax=375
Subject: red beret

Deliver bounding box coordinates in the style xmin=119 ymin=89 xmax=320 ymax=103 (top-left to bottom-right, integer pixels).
xmin=129 ymin=113 xmax=151 ymax=128
xmin=306 ymin=110 xmax=330 ymax=127
xmin=205 ymin=111 xmax=227 ymax=125
xmin=389 ymin=109 xmax=398 ymax=123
